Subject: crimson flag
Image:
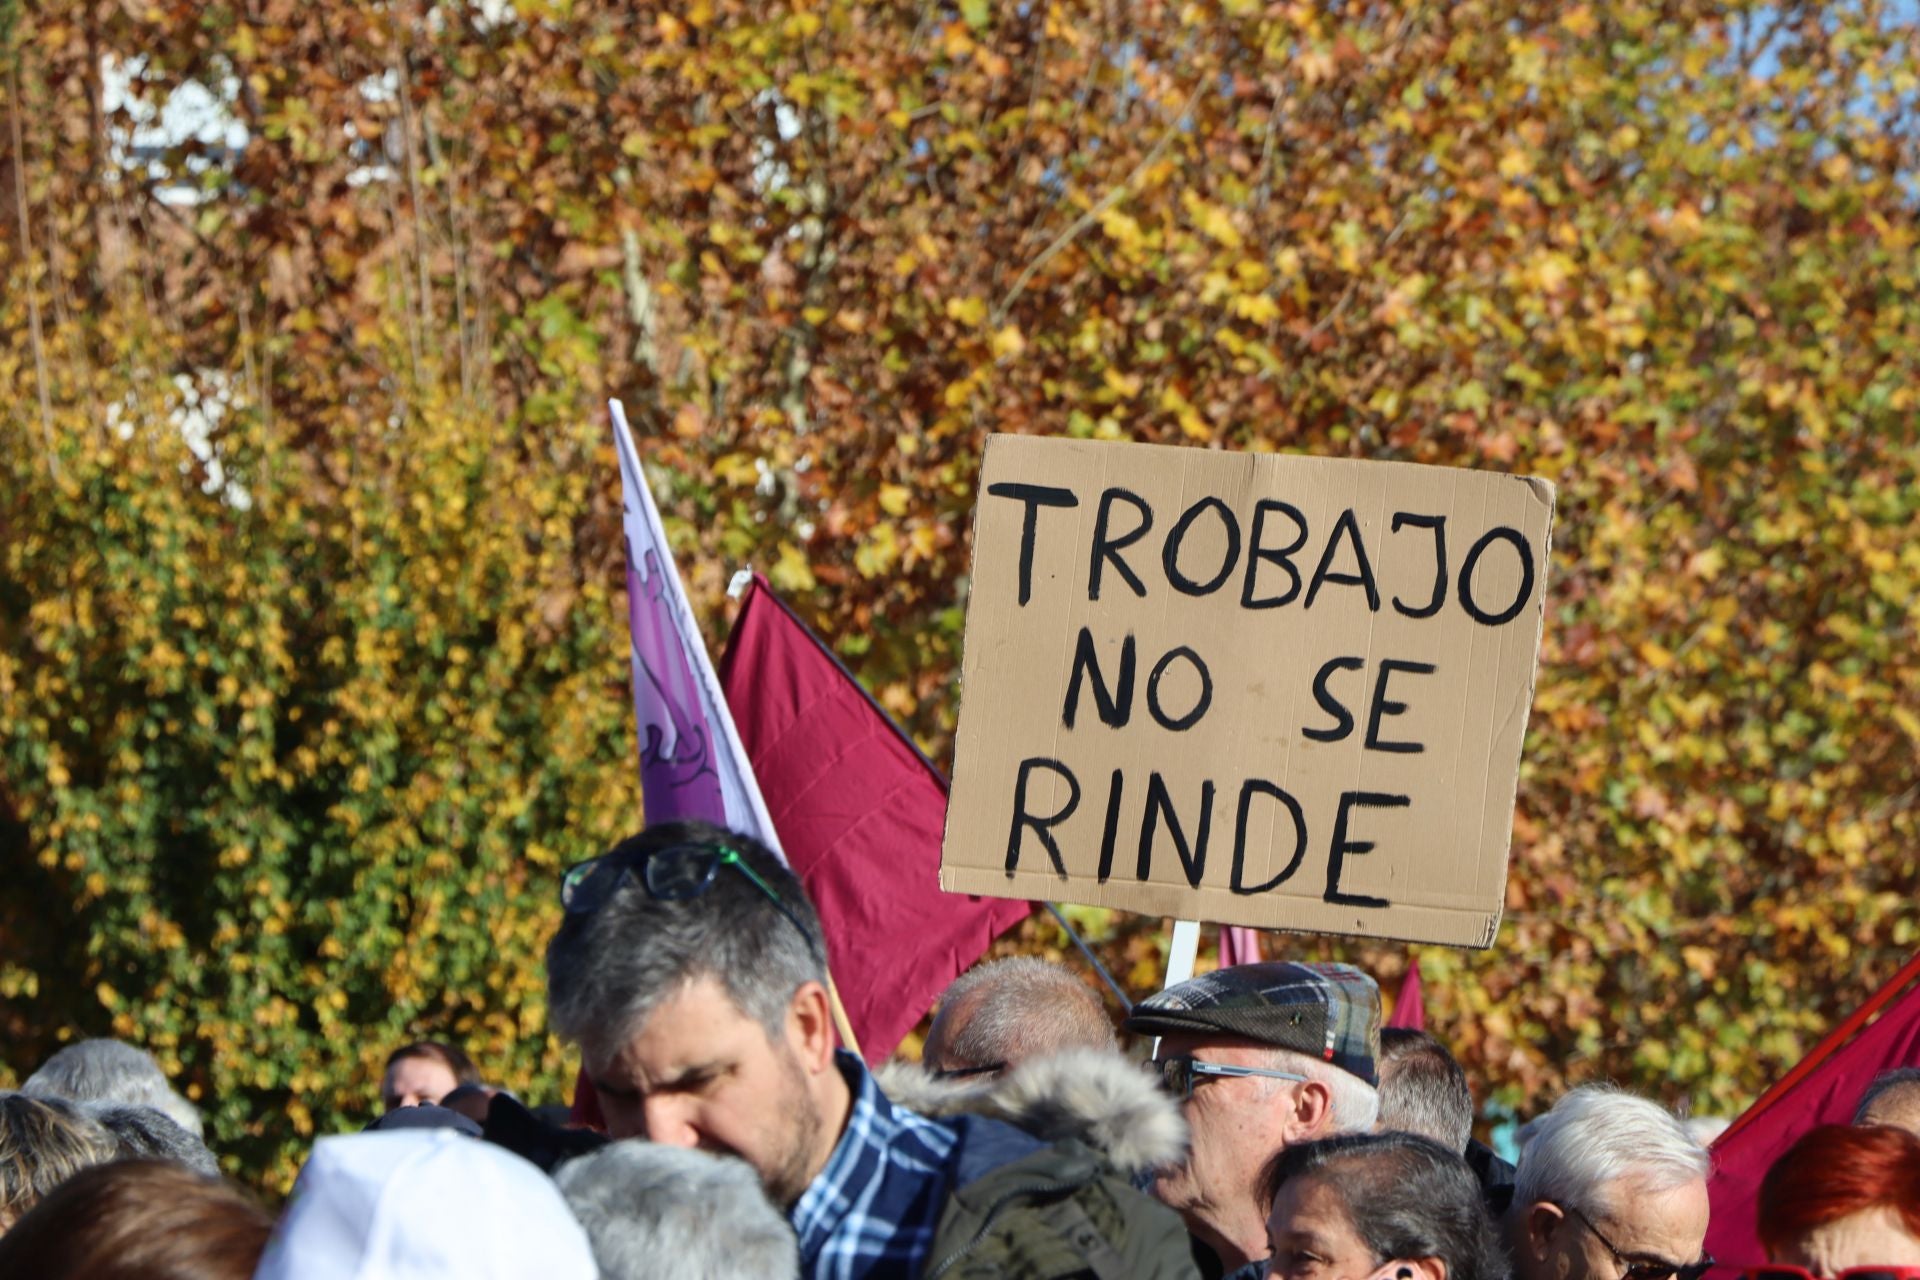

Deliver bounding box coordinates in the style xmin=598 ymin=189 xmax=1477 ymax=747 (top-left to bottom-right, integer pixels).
xmin=1385 ymin=959 xmax=1426 ymax=1031
xmin=717 ymin=575 xmax=1033 ymax=1062
xmin=1220 ymin=926 xmax=1264 ymax=968
xmin=1704 ymin=952 xmax=1920 ymax=1273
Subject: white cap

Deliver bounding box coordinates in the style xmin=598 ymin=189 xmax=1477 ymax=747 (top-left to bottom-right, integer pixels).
xmin=253 ymin=1129 xmax=598 ymax=1280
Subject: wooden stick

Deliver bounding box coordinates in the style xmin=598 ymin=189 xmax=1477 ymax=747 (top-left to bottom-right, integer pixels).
xmin=826 ymin=973 xmax=865 ymax=1060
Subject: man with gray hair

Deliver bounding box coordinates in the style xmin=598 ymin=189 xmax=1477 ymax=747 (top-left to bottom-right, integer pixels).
xmin=1123 ymin=961 xmax=1383 ymax=1280
xmin=1854 ymin=1066 xmax=1920 ymax=1135
xmin=1375 ymin=1028 xmax=1473 ymax=1153
xmin=557 ymin=1141 xmax=799 ymax=1280
xmin=1505 ymin=1085 xmax=1713 ymax=1280
xmin=22 ymin=1038 xmax=202 ymax=1138
xmin=546 ymin=821 xmax=1198 ymax=1279
xmin=921 ymin=956 xmax=1117 ymax=1079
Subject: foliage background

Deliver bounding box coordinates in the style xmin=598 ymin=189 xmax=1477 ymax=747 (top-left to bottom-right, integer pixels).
xmin=2 ymin=0 xmax=1916 ymax=1187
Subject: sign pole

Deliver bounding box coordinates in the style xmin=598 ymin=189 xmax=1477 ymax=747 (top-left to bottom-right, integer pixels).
xmin=1150 ymin=919 xmax=1203 ymax=1058
xmin=1163 ymin=918 xmax=1201 ymax=990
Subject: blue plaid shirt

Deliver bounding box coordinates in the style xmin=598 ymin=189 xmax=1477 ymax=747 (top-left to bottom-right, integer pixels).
xmin=791 ymin=1051 xmax=963 ymax=1280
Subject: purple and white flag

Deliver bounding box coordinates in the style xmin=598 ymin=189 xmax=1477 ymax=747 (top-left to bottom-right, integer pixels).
xmin=610 ymin=399 xmax=782 ymax=854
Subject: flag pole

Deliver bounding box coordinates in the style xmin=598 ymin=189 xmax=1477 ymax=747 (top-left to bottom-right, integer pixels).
xmin=1045 ymin=902 xmax=1133 ymax=1013
xmin=826 ymin=973 xmax=865 ymax=1059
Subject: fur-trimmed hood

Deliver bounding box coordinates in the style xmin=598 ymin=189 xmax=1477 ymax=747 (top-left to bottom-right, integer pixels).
xmin=875 ymin=1049 xmax=1186 ymax=1176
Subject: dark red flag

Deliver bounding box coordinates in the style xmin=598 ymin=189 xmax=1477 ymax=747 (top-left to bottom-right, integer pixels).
xmin=1219 ymin=926 xmax=1264 ymax=968
xmin=717 ymin=575 xmax=1033 ymax=1062
xmin=1704 ymin=951 xmax=1920 ymax=1273
xmin=1385 ymin=958 xmax=1426 ymax=1031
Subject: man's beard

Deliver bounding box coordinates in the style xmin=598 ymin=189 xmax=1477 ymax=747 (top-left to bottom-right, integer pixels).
xmin=760 ymin=1046 xmax=825 ymax=1208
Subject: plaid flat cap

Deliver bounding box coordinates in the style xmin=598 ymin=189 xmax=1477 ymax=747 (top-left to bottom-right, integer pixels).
xmin=1124 ymin=961 xmax=1381 ymax=1086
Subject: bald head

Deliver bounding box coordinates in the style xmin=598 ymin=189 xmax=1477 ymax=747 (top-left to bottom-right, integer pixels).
xmin=1855 ymin=1068 xmax=1920 ymax=1136
xmin=922 ymin=958 xmax=1117 ymax=1076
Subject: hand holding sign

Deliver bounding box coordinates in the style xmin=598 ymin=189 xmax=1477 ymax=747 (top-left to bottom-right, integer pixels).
xmin=940 ymin=436 xmax=1555 ymax=949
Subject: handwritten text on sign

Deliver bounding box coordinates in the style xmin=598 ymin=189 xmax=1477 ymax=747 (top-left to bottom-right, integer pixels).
xmin=939 ymin=437 xmax=1555 ymax=949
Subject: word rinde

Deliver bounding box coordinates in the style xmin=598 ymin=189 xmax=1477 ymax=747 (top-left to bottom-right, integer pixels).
xmin=987 ymin=481 xmax=1537 ymax=625
xmin=1005 ymin=762 xmax=1408 ymax=910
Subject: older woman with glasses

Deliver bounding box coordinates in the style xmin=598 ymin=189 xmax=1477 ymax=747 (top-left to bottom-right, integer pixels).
xmin=1261 ymin=1131 xmax=1507 ymax=1280
xmin=1751 ymin=1123 xmax=1920 ymax=1280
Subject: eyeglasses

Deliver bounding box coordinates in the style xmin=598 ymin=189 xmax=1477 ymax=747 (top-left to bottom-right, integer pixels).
xmin=560 ymin=842 xmax=821 ymax=959
xmin=930 ymin=1062 xmax=1006 ymax=1081
xmin=1151 ymin=1055 xmax=1309 ymax=1100
xmin=1748 ymin=1269 xmax=1920 ymax=1280
xmin=1556 ymin=1202 xmax=1715 ymax=1280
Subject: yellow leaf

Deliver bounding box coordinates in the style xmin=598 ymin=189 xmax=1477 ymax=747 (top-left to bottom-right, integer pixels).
xmin=945 ymin=295 xmax=988 ymax=326
xmin=713 ymin=453 xmax=759 ymax=487
xmin=770 ymin=542 xmax=816 ymax=593
xmin=1098 ymin=208 xmax=1146 ymax=250
xmin=1181 ymin=191 xmax=1243 ymax=250
xmin=1687 ymin=546 xmax=1727 ymax=580
xmin=1231 ymin=293 xmax=1280 ymax=324
xmin=1639 ymin=641 xmax=1675 ymax=670
xmin=991 ymin=325 xmax=1026 ymax=359
xmin=878 ymin=484 xmax=911 ymax=517
xmin=1559 ymin=5 xmax=1597 ymax=37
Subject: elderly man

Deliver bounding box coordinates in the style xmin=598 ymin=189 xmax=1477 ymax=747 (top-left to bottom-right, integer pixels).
xmin=1855 ymin=1067 xmax=1920 ymax=1135
xmin=1505 ymin=1086 xmax=1712 ymax=1280
xmin=921 ymin=956 xmax=1117 ymax=1080
xmin=22 ymin=1038 xmax=202 ymax=1138
xmin=1123 ymin=962 xmax=1382 ymax=1280
xmin=559 ymin=1143 xmax=799 ymax=1280
xmin=546 ymin=821 xmax=1198 ymax=1279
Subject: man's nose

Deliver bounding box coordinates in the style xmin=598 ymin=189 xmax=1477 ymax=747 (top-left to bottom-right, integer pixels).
xmin=640 ymin=1094 xmax=699 ymax=1148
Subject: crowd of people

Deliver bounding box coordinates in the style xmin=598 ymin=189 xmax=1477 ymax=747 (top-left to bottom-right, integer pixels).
xmin=2 ymin=819 xmax=1917 ymax=1279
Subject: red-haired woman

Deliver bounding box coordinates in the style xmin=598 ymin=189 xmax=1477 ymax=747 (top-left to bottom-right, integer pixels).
xmin=1755 ymin=1124 xmax=1920 ymax=1278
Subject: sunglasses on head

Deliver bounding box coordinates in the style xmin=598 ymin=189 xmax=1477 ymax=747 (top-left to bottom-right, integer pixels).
xmin=1150 ymin=1055 xmax=1308 ymax=1100
xmin=1747 ymin=1269 xmax=1920 ymax=1280
xmin=560 ymin=841 xmax=821 ymax=958
xmin=1556 ymin=1203 xmax=1715 ymax=1280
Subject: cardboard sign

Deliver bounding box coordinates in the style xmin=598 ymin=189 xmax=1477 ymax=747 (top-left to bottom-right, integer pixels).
xmin=939 ymin=436 xmax=1555 ymax=949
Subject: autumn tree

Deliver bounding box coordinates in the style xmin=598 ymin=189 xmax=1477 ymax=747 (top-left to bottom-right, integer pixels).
xmin=2 ymin=0 xmax=1916 ymax=1182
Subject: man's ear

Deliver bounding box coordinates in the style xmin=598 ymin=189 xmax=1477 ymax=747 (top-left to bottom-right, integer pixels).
xmin=1523 ymin=1201 xmax=1566 ymax=1260
xmin=1285 ymin=1078 xmax=1336 ymax=1141
xmin=786 ymin=979 xmax=836 ymax=1073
